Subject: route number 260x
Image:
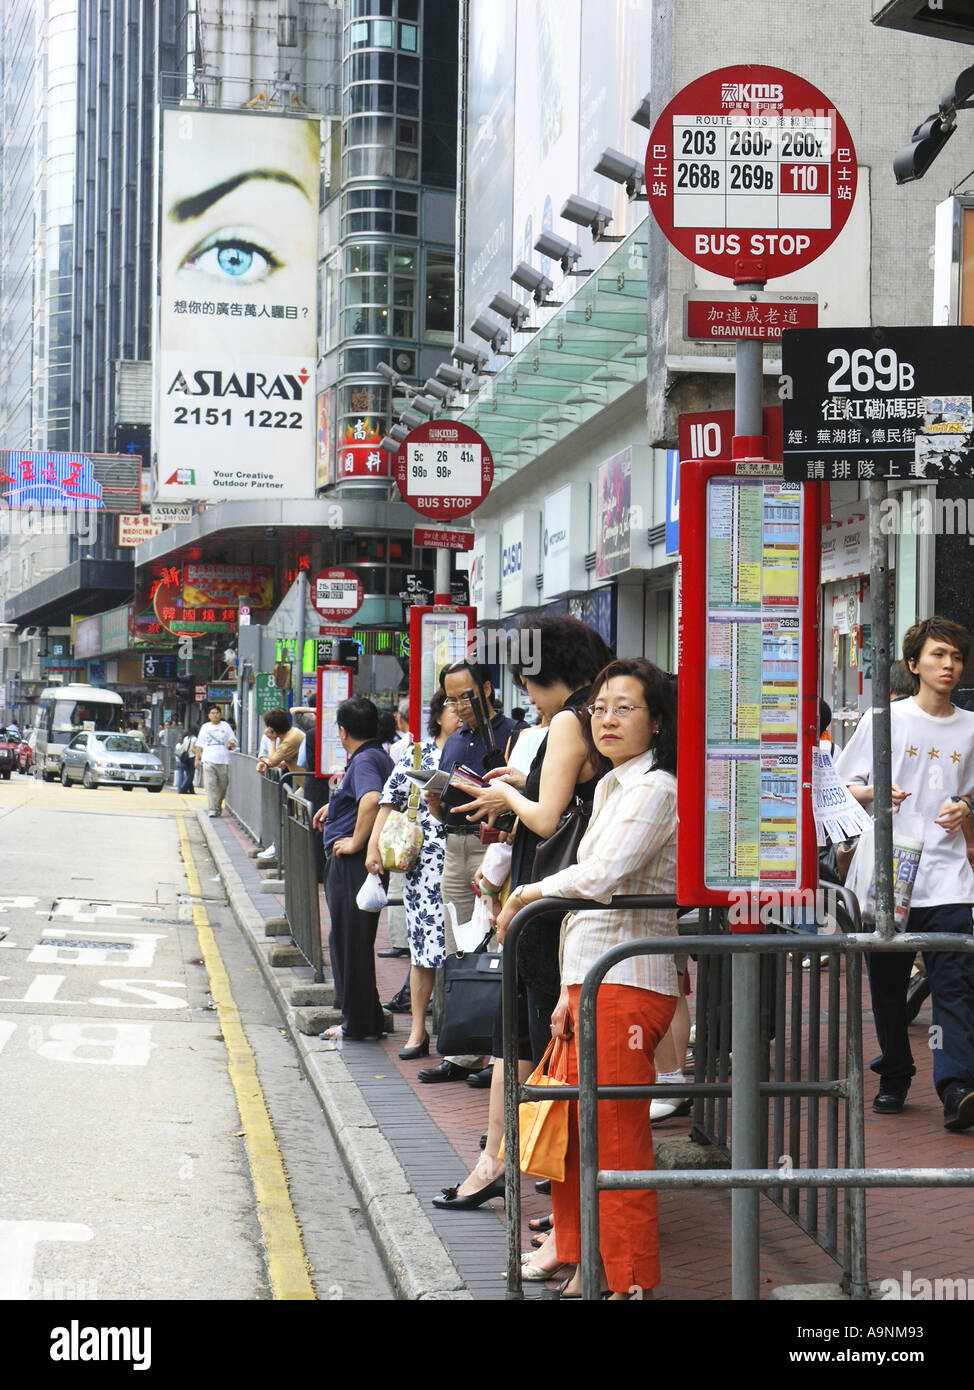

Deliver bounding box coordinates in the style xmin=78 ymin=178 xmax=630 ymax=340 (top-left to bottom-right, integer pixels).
xmin=826 ymin=348 xmax=915 ymax=394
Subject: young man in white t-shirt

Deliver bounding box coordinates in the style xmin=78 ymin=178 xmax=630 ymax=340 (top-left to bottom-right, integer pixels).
xmin=193 ymin=705 xmax=237 ymax=817
xmin=836 ymin=616 xmax=974 ymax=1131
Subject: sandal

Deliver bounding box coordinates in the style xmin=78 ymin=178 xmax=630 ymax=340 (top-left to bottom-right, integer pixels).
xmin=528 ymin=1213 xmax=553 ymax=1233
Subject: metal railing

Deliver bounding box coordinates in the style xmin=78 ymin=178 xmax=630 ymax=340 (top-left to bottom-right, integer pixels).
xmin=226 ymin=752 xmax=263 ymax=842
xmin=502 ymin=897 xmax=974 ymax=1301
xmin=280 ymin=783 xmax=325 ymax=982
xmin=689 ymin=888 xmax=863 ymax=1269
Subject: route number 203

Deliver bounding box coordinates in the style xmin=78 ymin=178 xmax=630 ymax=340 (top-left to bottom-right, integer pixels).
xmin=826 ymin=348 xmax=915 ymax=394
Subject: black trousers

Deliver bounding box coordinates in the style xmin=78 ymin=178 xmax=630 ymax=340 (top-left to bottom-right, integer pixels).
xmin=324 ymin=849 xmax=385 ymax=1039
xmin=867 ymin=902 xmax=974 ymax=1098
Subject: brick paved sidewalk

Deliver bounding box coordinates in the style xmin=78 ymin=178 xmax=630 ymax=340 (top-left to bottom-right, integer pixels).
xmin=220 ymin=812 xmax=974 ymax=1300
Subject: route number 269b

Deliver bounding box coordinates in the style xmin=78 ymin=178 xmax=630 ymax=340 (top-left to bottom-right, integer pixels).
xmin=826 ymin=348 xmax=915 ymax=394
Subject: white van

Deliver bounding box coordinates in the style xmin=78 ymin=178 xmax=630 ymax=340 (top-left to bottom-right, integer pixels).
xmin=33 ymin=684 xmax=125 ymax=781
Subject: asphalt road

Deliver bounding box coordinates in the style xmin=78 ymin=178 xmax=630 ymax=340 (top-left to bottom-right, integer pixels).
xmin=0 ymin=772 xmax=393 ymax=1302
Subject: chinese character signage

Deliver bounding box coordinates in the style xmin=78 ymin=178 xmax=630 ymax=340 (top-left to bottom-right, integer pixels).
xmin=337 ymin=416 xmax=390 ymax=480
xmin=155 ymin=108 xmax=319 ymax=501
xmin=684 ymin=291 xmax=818 ymax=342
xmin=118 ymin=514 xmax=165 ymax=546
xmin=782 ymin=326 xmax=974 ymax=480
xmin=182 ymin=564 xmax=273 ymax=609
xmin=0 ymin=451 xmax=141 ymax=512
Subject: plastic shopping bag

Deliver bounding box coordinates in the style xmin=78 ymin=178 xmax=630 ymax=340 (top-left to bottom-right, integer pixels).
xmin=356 ymin=873 xmax=388 ymax=912
xmin=845 ymin=812 xmax=924 ymax=928
xmin=445 ymin=893 xmax=492 ymax=954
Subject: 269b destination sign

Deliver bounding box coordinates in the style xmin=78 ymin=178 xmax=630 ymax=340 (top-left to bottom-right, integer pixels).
xmin=782 ymin=327 xmax=974 ymax=481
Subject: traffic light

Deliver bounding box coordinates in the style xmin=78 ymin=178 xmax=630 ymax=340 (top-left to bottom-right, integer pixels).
xmin=893 ymin=113 xmax=956 ymax=184
xmin=337 ymin=639 xmax=359 ymax=672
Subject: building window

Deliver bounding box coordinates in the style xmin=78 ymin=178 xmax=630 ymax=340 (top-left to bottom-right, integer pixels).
xmin=424 ymin=250 xmax=454 ymax=344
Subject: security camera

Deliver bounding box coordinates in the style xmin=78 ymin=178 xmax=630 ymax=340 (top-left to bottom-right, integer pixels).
xmin=594 ymin=146 xmax=645 ymax=198
xmin=379 ymin=435 xmax=402 ymax=453
xmin=400 ymin=409 xmax=426 ymax=429
xmin=470 ymin=313 xmax=510 ymax=354
xmin=451 ymin=340 xmax=489 ymax=371
xmin=390 ymin=422 xmax=410 ymax=441
xmin=630 ymin=93 xmax=653 ymax=130
xmin=488 ymin=291 xmax=534 ymax=332
xmin=423 ymin=378 xmax=453 ymax=401
xmin=435 ymin=363 xmax=465 ymax=387
xmin=534 ymin=231 xmax=587 ymax=275
xmin=410 ymin=395 xmax=436 ymax=417
xmin=376 ymin=361 xmax=400 ymax=385
xmin=560 ymin=194 xmax=619 ymax=241
xmin=511 ymin=261 xmax=558 ymax=307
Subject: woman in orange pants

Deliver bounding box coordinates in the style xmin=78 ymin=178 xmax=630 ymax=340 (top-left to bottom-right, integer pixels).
xmin=497 ymin=657 xmax=681 ymax=1299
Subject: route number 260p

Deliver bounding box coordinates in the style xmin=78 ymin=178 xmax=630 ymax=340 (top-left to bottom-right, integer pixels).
xmin=826 ymin=348 xmax=915 ymax=394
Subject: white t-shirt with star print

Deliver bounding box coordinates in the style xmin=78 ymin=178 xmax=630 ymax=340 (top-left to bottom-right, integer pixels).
xmin=835 ymin=697 xmax=974 ymax=907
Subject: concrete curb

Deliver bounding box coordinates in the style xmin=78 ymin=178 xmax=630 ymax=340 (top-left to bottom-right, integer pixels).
xmin=197 ymin=811 xmax=470 ymax=1301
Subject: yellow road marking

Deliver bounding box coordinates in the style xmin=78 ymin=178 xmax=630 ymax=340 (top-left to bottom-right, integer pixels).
xmin=177 ymin=816 xmax=315 ymax=1301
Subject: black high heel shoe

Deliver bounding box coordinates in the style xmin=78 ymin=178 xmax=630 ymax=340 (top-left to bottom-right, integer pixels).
xmin=398 ymin=1033 xmax=429 ymax=1060
xmin=431 ymin=1174 xmax=505 ymax=1210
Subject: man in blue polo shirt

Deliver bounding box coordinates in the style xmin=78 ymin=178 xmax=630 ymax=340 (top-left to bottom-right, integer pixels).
xmin=312 ymin=697 xmax=393 ymax=1041
xmin=420 ymin=660 xmax=522 ymax=1082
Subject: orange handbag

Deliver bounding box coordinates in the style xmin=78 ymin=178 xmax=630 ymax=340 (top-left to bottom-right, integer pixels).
xmin=503 ymin=1037 xmax=570 ymax=1183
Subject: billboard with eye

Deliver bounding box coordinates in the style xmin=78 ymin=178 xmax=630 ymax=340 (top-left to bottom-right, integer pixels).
xmin=154 ymin=108 xmax=319 ymax=501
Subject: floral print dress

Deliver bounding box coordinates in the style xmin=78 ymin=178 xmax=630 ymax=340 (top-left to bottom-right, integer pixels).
xmin=379 ymin=739 xmax=447 ymax=968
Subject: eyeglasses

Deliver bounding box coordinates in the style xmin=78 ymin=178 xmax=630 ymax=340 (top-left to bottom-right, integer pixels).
xmin=443 ymin=696 xmax=472 ymax=710
xmin=587 ymin=704 xmax=648 ymax=721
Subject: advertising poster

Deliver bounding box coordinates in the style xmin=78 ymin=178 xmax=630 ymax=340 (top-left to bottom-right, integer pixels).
xmin=315 ymin=390 xmax=334 ymax=491
xmin=464 ymin=0 xmax=517 ymax=329
xmin=511 ymin=0 xmax=580 ymax=295
xmin=182 ymin=564 xmax=273 ymax=609
xmin=156 ymin=108 xmax=319 ymax=501
xmin=595 ymin=447 xmax=631 ymax=579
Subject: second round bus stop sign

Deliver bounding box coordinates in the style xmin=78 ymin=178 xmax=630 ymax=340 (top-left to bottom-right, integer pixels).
xmin=395 ymin=420 xmax=493 ymax=522
xmin=646 ymin=65 xmax=857 ymax=281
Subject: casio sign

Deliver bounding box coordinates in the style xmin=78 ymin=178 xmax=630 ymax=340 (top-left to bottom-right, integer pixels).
xmin=501 ymin=542 xmax=522 ymax=577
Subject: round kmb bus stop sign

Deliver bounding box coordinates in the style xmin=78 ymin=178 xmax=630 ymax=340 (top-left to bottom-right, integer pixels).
xmin=394 ymin=420 xmax=494 ymax=522
xmin=645 ymin=65 xmax=858 ymax=282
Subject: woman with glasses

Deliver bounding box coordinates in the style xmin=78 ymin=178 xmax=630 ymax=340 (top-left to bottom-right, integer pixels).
xmin=494 ymin=658 xmax=679 ymax=1299
xmin=432 ymin=615 xmax=612 ymax=1211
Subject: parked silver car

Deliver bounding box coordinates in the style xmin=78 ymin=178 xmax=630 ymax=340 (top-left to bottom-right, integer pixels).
xmin=59 ymin=730 xmax=166 ymax=792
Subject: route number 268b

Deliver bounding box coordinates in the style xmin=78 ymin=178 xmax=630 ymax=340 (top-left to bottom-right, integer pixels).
xmin=826 ymin=348 xmax=915 ymax=394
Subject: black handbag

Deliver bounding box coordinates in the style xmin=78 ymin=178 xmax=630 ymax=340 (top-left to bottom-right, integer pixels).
xmin=436 ymin=936 xmax=502 ymax=1057
xmin=532 ymin=797 xmax=590 ymax=879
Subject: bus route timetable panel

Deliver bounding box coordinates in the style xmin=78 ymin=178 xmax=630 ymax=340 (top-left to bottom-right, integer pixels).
xmin=704 ymin=478 xmax=803 ymax=888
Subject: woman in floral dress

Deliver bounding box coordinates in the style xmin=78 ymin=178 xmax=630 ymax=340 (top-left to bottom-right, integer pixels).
xmin=366 ymin=691 xmax=462 ymax=1058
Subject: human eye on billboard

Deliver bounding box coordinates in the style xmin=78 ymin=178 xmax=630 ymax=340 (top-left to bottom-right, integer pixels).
xmin=180 ymin=229 xmax=281 ymax=285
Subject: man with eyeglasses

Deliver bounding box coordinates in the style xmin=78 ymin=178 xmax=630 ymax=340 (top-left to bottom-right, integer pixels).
xmin=418 ymin=659 xmax=523 ymax=1083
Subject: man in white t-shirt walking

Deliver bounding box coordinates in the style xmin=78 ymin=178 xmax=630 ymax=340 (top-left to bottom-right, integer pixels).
xmin=194 ymin=705 xmax=237 ymax=818
xmin=836 ymin=616 xmax=974 ymax=1130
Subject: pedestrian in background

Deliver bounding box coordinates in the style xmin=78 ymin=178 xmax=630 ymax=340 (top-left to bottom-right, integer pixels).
xmin=194 ymin=704 xmax=237 ymax=817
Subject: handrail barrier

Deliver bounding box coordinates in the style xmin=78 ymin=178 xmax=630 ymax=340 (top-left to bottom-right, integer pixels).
xmin=502 ymin=896 xmax=974 ymax=1301
xmin=226 ymin=752 xmax=262 ymax=842
xmin=280 ymin=782 xmax=325 ymax=982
